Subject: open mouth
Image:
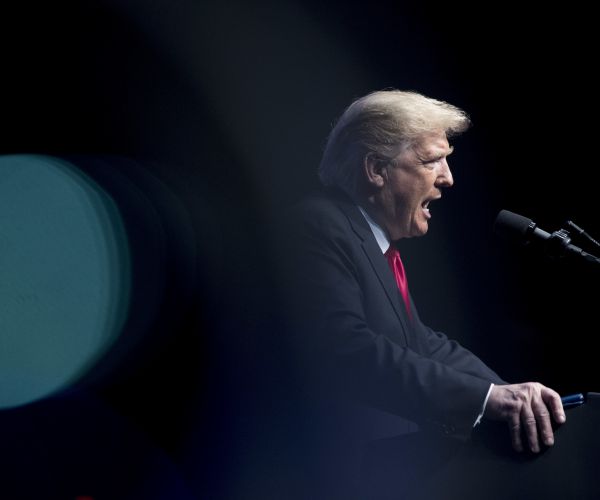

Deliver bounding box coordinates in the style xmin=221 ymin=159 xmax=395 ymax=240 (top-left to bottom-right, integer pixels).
xmin=421 ymin=197 xmax=441 ymax=217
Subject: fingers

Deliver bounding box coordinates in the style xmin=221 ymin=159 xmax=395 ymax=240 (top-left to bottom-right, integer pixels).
xmin=491 ymin=382 xmax=565 ymax=454
xmin=532 ymin=387 xmax=565 ymax=451
xmin=541 ymin=386 xmax=567 ymax=425
xmin=521 ymin=405 xmax=541 ymax=453
xmin=509 ymin=413 xmax=523 ymax=453
xmin=530 ymin=400 xmax=552 ymax=450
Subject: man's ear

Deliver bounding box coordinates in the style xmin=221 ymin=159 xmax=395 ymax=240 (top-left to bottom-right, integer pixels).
xmin=364 ymin=152 xmax=387 ymax=189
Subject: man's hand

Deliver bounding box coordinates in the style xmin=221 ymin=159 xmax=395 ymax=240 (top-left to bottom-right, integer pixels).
xmin=484 ymin=383 xmax=566 ymax=453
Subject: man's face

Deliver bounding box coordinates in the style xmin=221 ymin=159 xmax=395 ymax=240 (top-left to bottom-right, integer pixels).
xmin=375 ymin=131 xmax=454 ymax=240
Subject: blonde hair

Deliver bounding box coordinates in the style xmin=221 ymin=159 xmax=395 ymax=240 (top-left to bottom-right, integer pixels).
xmin=318 ymin=89 xmax=471 ymax=195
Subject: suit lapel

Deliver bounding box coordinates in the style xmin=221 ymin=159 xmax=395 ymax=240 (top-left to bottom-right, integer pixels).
xmin=332 ymin=191 xmax=412 ymax=345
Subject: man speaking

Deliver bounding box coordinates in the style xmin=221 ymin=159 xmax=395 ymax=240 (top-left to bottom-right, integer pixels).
xmin=281 ymin=89 xmax=566 ymax=498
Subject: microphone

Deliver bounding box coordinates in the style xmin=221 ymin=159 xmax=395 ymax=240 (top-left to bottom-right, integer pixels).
xmin=494 ymin=210 xmax=552 ymax=246
xmin=494 ymin=210 xmax=600 ymax=264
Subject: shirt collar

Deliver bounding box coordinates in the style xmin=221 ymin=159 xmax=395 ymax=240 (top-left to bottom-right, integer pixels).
xmin=357 ymin=206 xmax=390 ymax=254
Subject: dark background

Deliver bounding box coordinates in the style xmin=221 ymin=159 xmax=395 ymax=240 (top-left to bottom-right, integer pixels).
xmin=2 ymin=0 xmax=599 ymax=498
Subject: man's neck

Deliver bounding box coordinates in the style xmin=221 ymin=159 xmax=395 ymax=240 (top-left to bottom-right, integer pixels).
xmin=357 ymin=205 xmax=391 ymax=254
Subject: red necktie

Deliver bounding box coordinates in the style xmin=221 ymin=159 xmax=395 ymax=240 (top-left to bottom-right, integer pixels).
xmin=384 ymin=244 xmax=411 ymax=318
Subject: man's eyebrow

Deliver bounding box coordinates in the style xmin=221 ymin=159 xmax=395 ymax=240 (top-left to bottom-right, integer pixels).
xmin=435 ymin=145 xmax=454 ymax=159
xmin=419 ymin=145 xmax=454 ymax=162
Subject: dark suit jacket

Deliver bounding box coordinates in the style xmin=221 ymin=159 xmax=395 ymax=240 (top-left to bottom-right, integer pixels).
xmin=285 ymin=187 xmax=505 ymax=441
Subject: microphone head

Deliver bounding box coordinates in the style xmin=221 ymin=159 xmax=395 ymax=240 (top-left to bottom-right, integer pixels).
xmin=494 ymin=209 xmax=535 ymax=245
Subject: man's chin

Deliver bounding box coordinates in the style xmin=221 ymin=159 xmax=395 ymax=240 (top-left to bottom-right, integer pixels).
xmin=391 ymin=221 xmax=428 ymax=239
xmin=410 ymin=223 xmax=429 ymax=238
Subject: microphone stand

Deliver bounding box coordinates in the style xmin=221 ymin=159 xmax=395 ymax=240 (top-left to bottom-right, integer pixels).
xmin=547 ymin=224 xmax=600 ymax=266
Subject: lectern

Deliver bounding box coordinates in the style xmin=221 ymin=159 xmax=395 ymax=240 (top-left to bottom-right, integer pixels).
xmin=362 ymin=393 xmax=600 ymax=500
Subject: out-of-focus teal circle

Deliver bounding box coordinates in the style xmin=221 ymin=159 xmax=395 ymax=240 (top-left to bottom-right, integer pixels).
xmin=0 ymin=155 xmax=130 ymax=409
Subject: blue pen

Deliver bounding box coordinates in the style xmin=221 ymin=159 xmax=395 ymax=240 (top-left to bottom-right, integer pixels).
xmin=561 ymin=393 xmax=585 ymax=408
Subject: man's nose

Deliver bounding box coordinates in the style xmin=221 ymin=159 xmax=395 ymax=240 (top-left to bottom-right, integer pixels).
xmin=436 ymin=160 xmax=454 ymax=188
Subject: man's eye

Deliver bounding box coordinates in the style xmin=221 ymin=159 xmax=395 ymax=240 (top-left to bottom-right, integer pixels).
xmin=423 ymin=159 xmax=441 ymax=168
